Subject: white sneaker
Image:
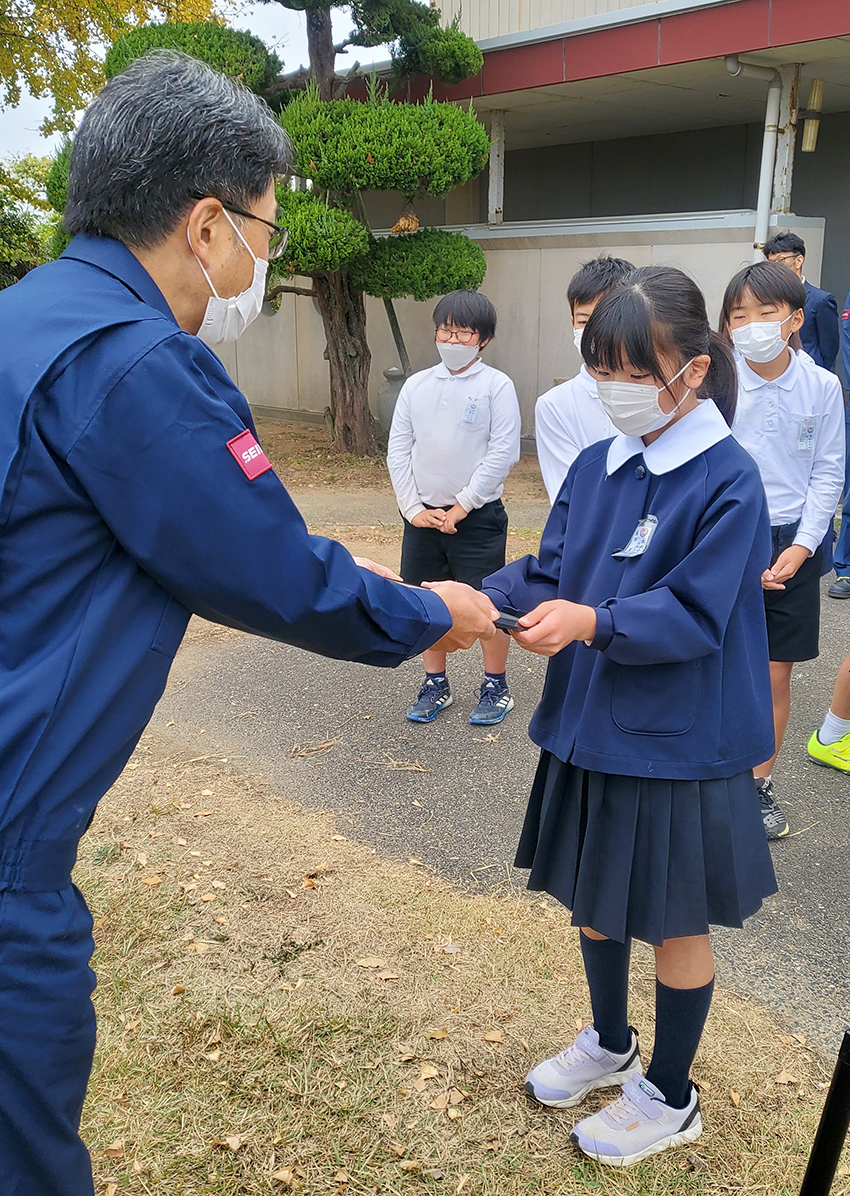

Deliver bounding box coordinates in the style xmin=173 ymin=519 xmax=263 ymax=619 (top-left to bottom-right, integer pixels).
xmin=570 ymin=1075 xmax=702 ymax=1167
xmin=524 ymin=1026 xmax=642 ymax=1109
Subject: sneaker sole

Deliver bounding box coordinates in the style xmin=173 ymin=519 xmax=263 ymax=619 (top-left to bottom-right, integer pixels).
xmin=406 ymin=695 xmax=453 ymax=723
xmin=765 ymin=822 xmax=790 ymax=840
xmin=468 ymin=696 xmax=515 ymax=726
xmin=807 ymin=752 xmax=850 ymax=774
xmin=524 ymin=1062 xmax=642 ymax=1109
xmin=570 ymin=1112 xmax=702 ymax=1167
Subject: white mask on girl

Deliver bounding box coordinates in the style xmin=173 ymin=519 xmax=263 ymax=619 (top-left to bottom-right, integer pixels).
xmin=573 ymin=326 xmax=585 ymax=352
xmin=190 ymin=209 xmax=268 ymax=347
xmin=731 ymin=313 xmax=795 ymax=363
xmin=596 ymin=358 xmax=696 ymax=437
xmin=437 ymin=340 xmax=480 ymax=371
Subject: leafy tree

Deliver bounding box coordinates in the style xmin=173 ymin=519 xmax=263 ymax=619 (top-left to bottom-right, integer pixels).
xmin=0 ymin=154 xmax=55 ymax=287
xmin=0 ymin=0 xmax=215 ymax=134
xmin=80 ymin=10 xmax=488 ymax=454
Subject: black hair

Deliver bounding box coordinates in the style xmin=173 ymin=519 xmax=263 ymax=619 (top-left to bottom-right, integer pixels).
xmin=432 ymin=290 xmax=496 ymax=342
xmin=763 ymin=230 xmax=806 ymax=259
xmin=718 ymin=261 xmax=807 ymax=338
xmin=582 ymin=265 xmax=738 ymax=426
xmin=567 ymin=255 xmax=635 ymax=312
xmin=65 ymin=50 xmax=292 ymax=249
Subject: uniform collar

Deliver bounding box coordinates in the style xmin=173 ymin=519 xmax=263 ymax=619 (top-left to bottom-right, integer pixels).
xmin=606 ymin=399 xmax=731 ymax=476
xmin=61 ymin=235 xmax=178 ymax=325
xmin=578 ymin=364 xmax=599 ymax=396
xmin=736 ymin=346 xmax=801 ymax=392
xmin=433 ymin=356 xmax=487 ymax=381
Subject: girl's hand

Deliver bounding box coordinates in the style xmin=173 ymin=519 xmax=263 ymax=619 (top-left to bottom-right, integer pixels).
xmin=511 ymin=600 xmax=597 ymax=656
xmin=762 ymin=544 xmax=811 ymax=591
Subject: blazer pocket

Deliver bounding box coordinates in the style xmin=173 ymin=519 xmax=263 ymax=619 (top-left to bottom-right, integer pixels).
xmin=611 ymin=660 xmax=701 ymax=737
xmin=151 ymin=595 xmax=189 ymax=657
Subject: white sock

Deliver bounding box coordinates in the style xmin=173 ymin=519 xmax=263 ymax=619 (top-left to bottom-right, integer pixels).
xmin=819 ymin=710 xmax=850 ymax=745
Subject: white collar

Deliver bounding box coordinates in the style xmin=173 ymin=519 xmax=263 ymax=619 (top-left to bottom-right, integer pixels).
xmin=606 ymin=399 xmax=731 ymax=476
xmin=736 ymin=346 xmax=801 ymax=392
xmin=434 ymin=356 xmax=487 ymax=381
xmin=578 ymin=364 xmax=598 ymax=396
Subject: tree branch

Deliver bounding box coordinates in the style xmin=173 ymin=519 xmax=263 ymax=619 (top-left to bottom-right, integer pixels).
xmin=333 ymin=39 xmax=354 ymax=53
xmin=266 ymin=284 xmax=317 ymax=300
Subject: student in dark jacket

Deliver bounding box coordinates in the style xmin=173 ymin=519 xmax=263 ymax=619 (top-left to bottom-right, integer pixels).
xmin=480 ymin=267 xmax=776 ymax=1169
xmin=764 ymin=230 xmax=839 ymax=371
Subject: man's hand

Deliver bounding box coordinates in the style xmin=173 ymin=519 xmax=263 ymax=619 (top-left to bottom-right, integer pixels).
xmin=762 ymin=544 xmax=811 ymax=591
xmin=422 ymin=580 xmax=499 ymax=651
xmin=511 ymin=600 xmax=597 ymax=656
xmin=352 ymin=556 xmax=403 ymax=581
xmin=442 ymin=503 xmax=469 ymax=535
xmin=411 ymin=509 xmax=447 ymax=530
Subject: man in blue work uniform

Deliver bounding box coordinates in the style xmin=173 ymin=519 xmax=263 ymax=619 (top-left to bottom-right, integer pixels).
xmin=0 ymin=52 xmax=498 ymax=1195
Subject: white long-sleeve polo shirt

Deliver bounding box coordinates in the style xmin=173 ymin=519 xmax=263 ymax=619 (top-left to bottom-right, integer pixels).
xmin=386 ymin=357 xmax=521 ymax=522
xmin=731 ymin=348 xmax=845 ymax=554
xmin=535 ymin=366 xmax=614 ymax=504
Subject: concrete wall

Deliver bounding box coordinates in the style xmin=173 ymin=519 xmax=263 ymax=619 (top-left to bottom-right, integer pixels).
xmin=228 ymin=213 xmax=823 ymax=438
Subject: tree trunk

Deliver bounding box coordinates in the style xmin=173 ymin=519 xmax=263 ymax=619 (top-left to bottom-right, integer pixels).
xmin=313 ymin=270 xmax=381 ymax=456
xmin=305 ymin=6 xmax=337 ymax=100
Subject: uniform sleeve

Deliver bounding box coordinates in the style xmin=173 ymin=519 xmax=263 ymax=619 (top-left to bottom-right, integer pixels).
xmin=817 ymin=292 xmax=840 ymax=374
xmin=795 ymin=373 xmax=845 ymax=555
xmin=841 ymin=293 xmax=850 ymax=384
xmin=386 ymin=381 xmax=424 ymax=522
xmin=535 ymin=391 xmax=580 ymax=506
xmin=65 ymin=335 xmax=451 ymax=666
xmin=481 ymin=484 xmax=570 ymax=612
xmin=591 ymin=465 xmax=770 ymax=666
xmin=455 ymin=375 xmax=521 ymax=512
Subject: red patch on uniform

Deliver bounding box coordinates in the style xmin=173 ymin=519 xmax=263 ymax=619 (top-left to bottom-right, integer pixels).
xmin=227 ymin=429 xmax=272 ymax=480
xmin=842 ymin=310 xmax=850 ymax=321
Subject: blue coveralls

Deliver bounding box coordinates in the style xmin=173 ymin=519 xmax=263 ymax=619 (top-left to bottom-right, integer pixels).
xmin=0 ymin=235 xmax=451 ymax=1195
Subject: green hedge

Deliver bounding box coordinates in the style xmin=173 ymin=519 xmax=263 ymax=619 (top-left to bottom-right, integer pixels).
xmin=282 ymin=90 xmax=489 ymax=198
xmin=272 ymin=187 xmax=370 ymax=278
xmin=351 ymin=227 xmax=486 ymax=301
xmin=105 ymin=23 xmax=281 ymax=92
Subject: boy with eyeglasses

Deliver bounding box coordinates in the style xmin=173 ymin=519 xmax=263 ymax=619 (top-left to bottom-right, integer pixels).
xmin=387 ymin=290 xmax=521 ymax=724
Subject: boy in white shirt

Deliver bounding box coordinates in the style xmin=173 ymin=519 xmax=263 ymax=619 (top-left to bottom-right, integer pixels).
xmin=535 ymin=256 xmax=634 ymax=504
xmin=387 ymin=291 xmax=521 ymax=725
xmin=721 ymin=261 xmax=845 ymax=839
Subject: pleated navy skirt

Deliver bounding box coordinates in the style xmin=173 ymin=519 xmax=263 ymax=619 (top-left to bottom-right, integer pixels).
xmin=516 ymin=752 xmax=778 ymax=946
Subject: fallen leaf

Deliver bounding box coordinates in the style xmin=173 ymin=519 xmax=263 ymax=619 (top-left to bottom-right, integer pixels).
xmin=212 ymin=880 xmax=227 ymax=890
xmin=381 ymin=1113 xmax=398 ymax=1129
xmin=356 ymin=956 xmax=388 ymax=969
xmin=730 ymin=1089 xmax=741 ymax=1108
xmin=519 ymin=1038 xmax=529 ymax=1053
xmin=332 ymin=835 xmax=346 ymax=842
xmin=194 ymin=810 xmax=214 ymax=818
xmin=176 ymin=837 xmax=187 ymax=847
xmin=104 ymin=1139 xmax=124 ymax=1159
xmin=132 ymin=1159 xmax=144 ymax=1175
xmin=776 ymin=1069 xmax=799 ymax=1086
xmin=575 ymin=1017 xmax=583 ymax=1031
xmin=378 ymin=970 xmax=399 ymax=981
xmin=399 ymin=1049 xmax=416 ymax=1062
xmin=399 ymin=1160 xmax=420 ymax=1172
xmin=442 ymin=944 xmax=462 ymax=955
xmin=424 ymin=1169 xmax=445 ymax=1181
xmin=449 ymin=1088 xmax=466 ymax=1105
xmin=272 ymin=1167 xmax=299 ymax=1186
xmin=409 ymin=858 xmax=424 ymax=866
xmin=334 ymin=1169 xmax=349 ymax=1183
xmin=302 ymin=877 xmax=317 ymax=890
xmin=105 ymin=1185 xmax=118 ymax=1196
xmin=284 ymin=889 xmax=298 ymax=900
xmin=420 ymin=1063 xmax=439 ymax=1079
xmin=447 ymin=1106 xmax=463 ymax=1120
xmin=124 ymin=1020 xmax=140 ymax=1033
xmin=484 ymin=1029 xmax=503 ymax=1043
xmin=430 ymin=1093 xmax=448 ymax=1110
xmin=412 ymin=1078 xmax=427 ymax=1092
xmin=217 ymin=1134 xmax=244 ymax=1151
xmin=141 ymin=875 xmax=162 ymax=886
xmin=136 ymin=852 xmax=148 ymax=866
xmin=425 ymin=1027 xmax=448 ymax=1040
xmin=201 ymin=893 xmax=217 ymax=902
xmin=171 ymin=985 xmax=186 ymax=995
xmin=201 ymin=789 xmax=213 ymax=796
xmin=205 ymin=1048 xmax=222 ymax=1062
xmin=215 ymin=916 xmax=230 ymax=925
xmin=389 ymin=1141 xmax=406 ymax=1157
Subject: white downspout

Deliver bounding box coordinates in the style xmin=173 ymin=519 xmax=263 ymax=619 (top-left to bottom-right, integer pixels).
xmin=725 ymin=55 xmax=782 ymax=262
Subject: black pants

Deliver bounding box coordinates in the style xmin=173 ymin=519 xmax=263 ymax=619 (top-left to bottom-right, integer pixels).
xmin=400 ymin=500 xmax=508 ymax=589
xmin=763 ymin=520 xmax=822 ymax=663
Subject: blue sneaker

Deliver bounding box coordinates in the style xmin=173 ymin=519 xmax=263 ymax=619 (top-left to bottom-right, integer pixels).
xmin=406 ymin=677 xmax=453 ymax=723
xmin=468 ymin=677 xmax=514 ymax=725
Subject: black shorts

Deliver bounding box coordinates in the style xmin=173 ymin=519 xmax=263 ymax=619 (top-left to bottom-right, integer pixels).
xmin=763 ymin=523 xmax=822 ymax=663
xmin=400 ymin=499 xmax=508 ymax=589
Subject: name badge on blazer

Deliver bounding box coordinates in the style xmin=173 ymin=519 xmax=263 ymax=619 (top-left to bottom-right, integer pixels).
xmin=613 ymin=515 xmax=658 ymax=559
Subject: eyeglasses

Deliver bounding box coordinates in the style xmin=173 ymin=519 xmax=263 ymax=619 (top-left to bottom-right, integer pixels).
xmin=769 ymin=253 xmax=802 ymax=266
xmin=435 ymin=325 xmax=477 ymax=344
xmin=222 ymin=202 xmax=290 ymax=260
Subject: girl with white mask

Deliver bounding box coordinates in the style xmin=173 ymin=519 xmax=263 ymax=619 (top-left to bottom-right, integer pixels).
xmin=720 ymin=260 xmax=845 ymax=843
xmin=481 ymin=266 xmax=777 ymax=1168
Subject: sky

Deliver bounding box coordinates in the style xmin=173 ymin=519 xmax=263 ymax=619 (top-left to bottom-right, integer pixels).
xmin=0 ymin=3 xmax=388 ymax=160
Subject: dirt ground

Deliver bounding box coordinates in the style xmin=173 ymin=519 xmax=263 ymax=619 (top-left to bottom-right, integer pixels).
xmin=78 ymin=726 xmax=835 ymax=1196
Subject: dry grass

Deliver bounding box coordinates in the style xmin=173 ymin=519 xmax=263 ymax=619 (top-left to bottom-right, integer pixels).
xmin=79 ymin=732 xmax=833 ymax=1196
xmin=255 ymin=421 xmax=548 ymax=506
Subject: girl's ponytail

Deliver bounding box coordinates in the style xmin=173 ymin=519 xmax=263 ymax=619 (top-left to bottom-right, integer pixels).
xmin=701 ymin=330 xmax=738 ymax=427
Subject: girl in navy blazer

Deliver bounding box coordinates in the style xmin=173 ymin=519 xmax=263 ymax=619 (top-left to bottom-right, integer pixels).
xmin=482 ymin=267 xmax=776 ymax=1167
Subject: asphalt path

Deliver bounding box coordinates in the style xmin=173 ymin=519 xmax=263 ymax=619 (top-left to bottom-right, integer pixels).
xmin=153 ymin=554 xmax=850 ymax=1055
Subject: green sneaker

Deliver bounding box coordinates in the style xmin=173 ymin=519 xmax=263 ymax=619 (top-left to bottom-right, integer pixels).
xmin=807 ymin=730 xmax=850 ymax=773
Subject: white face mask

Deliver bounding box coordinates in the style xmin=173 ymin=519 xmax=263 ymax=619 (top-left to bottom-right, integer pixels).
xmin=596 ymin=358 xmax=695 ymax=437
xmin=573 ymin=325 xmax=585 ymax=352
xmin=437 ymin=340 xmax=480 ymax=371
xmin=190 ymin=209 xmax=268 ymax=346
xmin=731 ymin=313 xmax=794 ymax=364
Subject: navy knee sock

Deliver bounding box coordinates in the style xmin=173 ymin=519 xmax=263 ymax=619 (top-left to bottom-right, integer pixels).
xmin=579 ymin=932 xmax=632 ymax=1055
xmin=645 ymin=977 xmax=714 ymax=1109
